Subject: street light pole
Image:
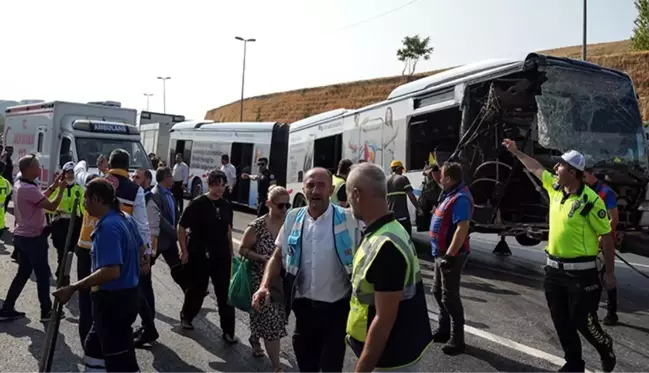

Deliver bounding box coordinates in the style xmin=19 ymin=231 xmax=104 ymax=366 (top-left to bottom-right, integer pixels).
xmin=156 ymin=76 xmax=171 ymax=113
xmin=143 ymin=93 xmax=153 ymax=110
xmin=582 ymin=0 xmax=587 ymax=61
xmin=235 ymin=36 xmax=256 ymax=122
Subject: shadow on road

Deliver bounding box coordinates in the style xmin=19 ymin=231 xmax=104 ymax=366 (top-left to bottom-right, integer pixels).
xmin=151 ymin=342 xmax=203 ymax=372
xmin=468 ymin=345 xmax=552 ymax=372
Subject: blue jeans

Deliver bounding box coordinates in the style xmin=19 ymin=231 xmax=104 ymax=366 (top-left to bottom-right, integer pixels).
xmin=2 ymin=234 xmax=52 ymax=312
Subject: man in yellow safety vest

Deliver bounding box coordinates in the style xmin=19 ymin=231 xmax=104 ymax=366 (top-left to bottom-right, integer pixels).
xmin=331 ymin=159 xmax=353 ymax=207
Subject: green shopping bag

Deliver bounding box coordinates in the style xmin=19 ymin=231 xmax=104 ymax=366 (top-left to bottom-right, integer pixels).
xmin=228 ymin=256 xmax=253 ymax=312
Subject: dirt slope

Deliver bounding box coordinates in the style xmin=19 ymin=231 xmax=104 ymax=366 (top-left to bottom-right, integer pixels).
xmin=206 ymin=40 xmax=649 ymax=122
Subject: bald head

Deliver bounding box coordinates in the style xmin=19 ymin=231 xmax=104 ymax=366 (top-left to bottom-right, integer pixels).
xmin=303 ymin=167 xmax=334 ymax=215
xmin=304 ymin=167 xmax=332 ymax=188
xmin=347 ymin=162 xmax=387 ymax=198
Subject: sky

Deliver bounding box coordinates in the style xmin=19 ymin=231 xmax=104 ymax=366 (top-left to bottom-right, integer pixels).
xmin=0 ymin=0 xmax=639 ymax=121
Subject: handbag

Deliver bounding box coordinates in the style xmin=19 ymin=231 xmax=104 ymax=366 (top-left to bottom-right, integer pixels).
xmin=228 ymin=256 xmax=253 ymax=312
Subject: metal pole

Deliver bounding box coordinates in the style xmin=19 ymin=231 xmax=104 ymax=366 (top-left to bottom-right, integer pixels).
xmin=157 ymin=77 xmax=170 ymax=114
xmin=143 ymin=93 xmax=153 ymax=110
xmin=240 ymin=41 xmax=247 ymax=122
xmin=582 ymin=0 xmax=587 ymax=61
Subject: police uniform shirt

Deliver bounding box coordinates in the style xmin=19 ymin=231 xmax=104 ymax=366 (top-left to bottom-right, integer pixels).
xmin=178 ymin=194 xmax=233 ymax=258
xmin=257 ymin=169 xmax=275 ymax=201
xmin=542 ymin=171 xmax=611 ymax=258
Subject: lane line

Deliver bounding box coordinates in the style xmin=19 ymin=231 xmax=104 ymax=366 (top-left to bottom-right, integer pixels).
xmin=426 ymin=311 xmax=593 ymax=372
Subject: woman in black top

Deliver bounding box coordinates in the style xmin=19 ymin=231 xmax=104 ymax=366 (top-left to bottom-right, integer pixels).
xmin=177 ymin=169 xmax=238 ymax=344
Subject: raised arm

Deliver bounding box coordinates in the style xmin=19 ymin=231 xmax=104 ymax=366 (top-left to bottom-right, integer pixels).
xmin=502 ymin=139 xmax=545 ymax=180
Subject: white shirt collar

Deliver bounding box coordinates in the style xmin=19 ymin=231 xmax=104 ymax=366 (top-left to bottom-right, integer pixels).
xmin=307 ymin=203 xmax=333 ymax=222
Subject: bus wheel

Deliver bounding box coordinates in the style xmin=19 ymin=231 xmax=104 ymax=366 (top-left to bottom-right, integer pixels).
xmin=191 ymin=179 xmax=202 ymax=199
xmin=294 ymin=194 xmax=307 ymax=207
xmin=515 ymin=234 xmax=541 ymax=247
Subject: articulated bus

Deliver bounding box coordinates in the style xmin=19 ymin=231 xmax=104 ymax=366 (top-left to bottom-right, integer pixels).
xmin=168 ymin=120 xmax=289 ymax=208
xmin=286 ymin=53 xmax=649 ymax=256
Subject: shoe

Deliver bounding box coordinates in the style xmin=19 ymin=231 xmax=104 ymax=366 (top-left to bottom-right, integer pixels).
xmin=601 ymin=352 xmax=616 ymax=373
xmin=602 ymin=314 xmax=618 ymax=326
xmin=41 ymin=309 xmax=65 ymax=322
xmin=432 ymin=328 xmax=451 ymax=343
xmin=181 ymin=320 xmax=194 ymax=330
xmin=558 ymin=361 xmax=585 ymax=372
xmin=134 ymin=328 xmax=159 ymax=348
xmin=223 ymin=334 xmax=239 ymax=345
xmin=441 ymin=332 xmax=466 ymax=356
xmin=0 ymin=309 xmax=26 ymax=322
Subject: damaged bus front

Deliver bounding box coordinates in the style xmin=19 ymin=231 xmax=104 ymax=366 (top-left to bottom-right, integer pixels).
xmin=450 ymin=54 xmax=649 ymax=257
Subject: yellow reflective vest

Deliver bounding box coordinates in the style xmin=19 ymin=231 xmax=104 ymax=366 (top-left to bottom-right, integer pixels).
xmin=331 ymin=174 xmax=346 ymax=205
xmin=346 ymin=218 xmax=432 ymax=369
xmin=46 ymin=184 xmax=85 ymax=217
xmin=0 ymin=176 xmax=12 ymax=228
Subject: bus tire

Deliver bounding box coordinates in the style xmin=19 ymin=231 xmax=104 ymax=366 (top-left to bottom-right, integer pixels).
xmin=515 ymin=234 xmax=540 ymax=247
xmin=191 ymin=179 xmax=202 ymax=200
xmin=293 ymin=194 xmax=307 ymax=208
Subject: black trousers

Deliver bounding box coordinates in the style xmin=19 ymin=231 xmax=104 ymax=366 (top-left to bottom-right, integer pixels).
xmin=76 ymin=248 xmax=93 ymax=347
xmin=181 ymin=251 xmax=235 ymax=337
xmin=544 ymin=266 xmax=614 ymax=367
xmin=172 ymin=181 xmax=184 ymax=213
xmin=84 ymin=288 xmax=140 ymax=372
xmin=51 ymin=217 xmax=81 ymax=281
xmin=432 ymin=254 xmax=467 ymax=335
xmin=138 ymin=246 xmax=186 ymax=331
xmin=291 ymin=297 xmax=349 ymax=372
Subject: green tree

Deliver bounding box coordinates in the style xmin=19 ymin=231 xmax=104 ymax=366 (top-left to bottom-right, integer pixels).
xmin=632 ymin=0 xmax=649 ymax=50
xmin=396 ymin=35 xmax=434 ymax=77
xmin=255 ymin=107 xmax=262 ymax=122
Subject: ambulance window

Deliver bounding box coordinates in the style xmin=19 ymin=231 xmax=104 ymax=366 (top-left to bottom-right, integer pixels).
xmin=37 ymin=133 xmax=44 ymax=153
xmin=59 ymin=138 xmax=72 ymax=167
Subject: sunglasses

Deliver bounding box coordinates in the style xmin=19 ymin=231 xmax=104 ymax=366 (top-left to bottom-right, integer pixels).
xmin=273 ymin=202 xmax=291 ymax=210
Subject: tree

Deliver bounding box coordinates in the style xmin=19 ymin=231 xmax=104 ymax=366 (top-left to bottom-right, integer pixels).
xmin=396 ymin=35 xmax=434 ymax=77
xmin=632 ymin=0 xmax=649 ymax=50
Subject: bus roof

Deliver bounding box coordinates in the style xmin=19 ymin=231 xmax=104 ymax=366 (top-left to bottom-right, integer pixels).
xmin=171 ymin=120 xmax=280 ymax=132
xmin=289 ymin=108 xmax=348 ymax=132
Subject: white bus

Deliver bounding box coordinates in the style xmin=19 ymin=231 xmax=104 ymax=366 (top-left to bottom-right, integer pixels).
xmin=286 ymin=53 xmax=649 ymax=256
xmin=168 ymin=120 xmax=289 ymax=207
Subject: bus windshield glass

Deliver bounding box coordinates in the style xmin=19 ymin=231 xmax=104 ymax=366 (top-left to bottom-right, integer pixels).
xmin=75 ymin=138 xmax=153 ymax=170
xmin=535 ymin=65 xmax=647 ymax=171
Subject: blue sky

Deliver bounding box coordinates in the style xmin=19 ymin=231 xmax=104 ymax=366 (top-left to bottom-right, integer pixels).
xmin=0 ymin=0 xmax=638 ymax=120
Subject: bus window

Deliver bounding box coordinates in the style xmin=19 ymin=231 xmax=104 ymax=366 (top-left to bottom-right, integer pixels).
xmin=313 ymin=134 xmax=342 ymax=174
xmin=407 ymin=107 xmax=462 ymax=171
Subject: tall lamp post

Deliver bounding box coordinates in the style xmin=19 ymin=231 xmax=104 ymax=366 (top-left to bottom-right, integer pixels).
xmin=582 ymin=0 xmax=587 ymax=61
xmin=143 ymin=93 xmax=153 ymax=110
xmin=235 ymin=36 xmax=256 ymax=122
xmin=157 ymin=76 xmax=171 ymax=113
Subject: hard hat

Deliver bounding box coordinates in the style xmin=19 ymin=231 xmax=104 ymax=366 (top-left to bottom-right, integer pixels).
xmin=390 ymin=160 xmax=405 ymax=170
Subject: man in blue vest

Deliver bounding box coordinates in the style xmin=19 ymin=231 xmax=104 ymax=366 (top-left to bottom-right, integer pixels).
xmin=429 ymin=161 xmax=474 ymax=355
xmin=252 ymin=167 xmax=361 ymax=372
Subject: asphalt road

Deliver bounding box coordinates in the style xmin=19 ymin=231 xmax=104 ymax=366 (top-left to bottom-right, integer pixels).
xmin=1 ymin=207 xmax=648 ymax=372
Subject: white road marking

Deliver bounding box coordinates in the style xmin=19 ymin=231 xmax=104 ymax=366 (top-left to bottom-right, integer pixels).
xmin=427 ymin=311 xmax=594 ymax=373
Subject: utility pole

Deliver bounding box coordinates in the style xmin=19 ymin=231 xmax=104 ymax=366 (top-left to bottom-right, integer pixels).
xmin=582 ymin=0 xmax=587 ymax=61
xmin=156 ymin=76 xmax=171 ymax=113
xmin=235 ymin=36 xmax=256 ymax=122
xmin=143 ymin=93 xmax=153 ymax=110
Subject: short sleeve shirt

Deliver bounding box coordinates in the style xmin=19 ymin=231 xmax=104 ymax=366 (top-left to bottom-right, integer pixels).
xmin=13 ymin=180 xmax=46 ymax=237
xmin=179 ymin=195 xmax=233 ymax=258
xmin=91 ymin=211 xmax=143 ymax=291
xmin=257 ymin=169 xmax=276 ymax=201
xmin=592 ymin=182 xmax=618 ymax=210
xmin=543 ymin=171 xmax=611 ymax=258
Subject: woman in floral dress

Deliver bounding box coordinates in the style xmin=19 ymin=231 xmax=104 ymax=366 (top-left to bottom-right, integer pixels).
xmin=238 ymin=185 xmax=290 ymax=372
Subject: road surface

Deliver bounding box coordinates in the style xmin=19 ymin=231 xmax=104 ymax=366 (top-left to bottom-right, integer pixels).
xmin=1 ymin=208 xmax=648 ymax=372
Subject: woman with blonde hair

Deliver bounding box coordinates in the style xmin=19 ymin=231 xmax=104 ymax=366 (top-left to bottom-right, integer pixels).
xmin=239 ymin=185 xmax=290 ymax=372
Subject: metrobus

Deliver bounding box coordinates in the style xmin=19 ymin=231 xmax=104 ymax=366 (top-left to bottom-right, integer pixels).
xmin=168 ymin=120 xmax=289 ymax=208
xmin=286 ymin=53 xmax=649 ymax=256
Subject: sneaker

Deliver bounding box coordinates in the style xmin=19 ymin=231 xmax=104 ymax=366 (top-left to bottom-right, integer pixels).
xmin=134 ymin=328 xmax=159 ymax=348
xmin=181 ymin=320 xmax=194 ymax=330
xmin=223 ymin=334 xmax=239 ymax=345
xmin=0 ymin=309 xmax=26 ymax=322
xmin=41 ymin=309 xmax=65 ymax=322
xmin=558 ymin=361 xmax=585 ymax=372
xmin=441 ymin=334 xmax=466 ymax=356
xmin=602 ymin=314 xmax=618 ymax=326
xmin=601 ymin=352 xmax=616 ymax=373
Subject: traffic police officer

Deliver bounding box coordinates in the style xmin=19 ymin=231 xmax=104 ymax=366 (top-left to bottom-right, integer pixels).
xmin=504 ymin=139 xmax=616 ymax=373
xmin=0 ymin=172 xmax=12 ymax=238
xmin=331 ymin=159 xmax=352 ymax=207
xmin=46 ymin=162 xmax=84 ymax=286
xmin=584 ymin=169 xmax=619 ymax=326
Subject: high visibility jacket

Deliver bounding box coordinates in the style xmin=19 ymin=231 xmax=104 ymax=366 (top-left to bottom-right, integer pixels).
xmin=77 ymin=169 xmax=140 ymax=249
xmin=0 ymin=176 xmax=12 ymax=228
xmin=331 ymin=175 xmax=346 ymax=205
xmin=45 ymin=184 xmax=85 ymax=217
xmin=346 ymin=219 xmax=432 ymax=369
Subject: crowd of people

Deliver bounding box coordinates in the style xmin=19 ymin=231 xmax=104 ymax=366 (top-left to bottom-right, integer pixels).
xmin=0 ymin=140 xmax=622 ymax=372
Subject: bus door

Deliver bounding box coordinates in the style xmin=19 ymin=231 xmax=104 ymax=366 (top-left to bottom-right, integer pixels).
xmin=231 ymin=142 xmax=254 ymax=205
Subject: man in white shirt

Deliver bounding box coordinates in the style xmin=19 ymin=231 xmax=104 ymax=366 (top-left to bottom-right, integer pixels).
xmin=220 ymin=154 xmax=237 ymax=202
xmin=172 ymin=153 xmax=189 ymax=214
xmin=252 ymin=167 xmax=361 ymax=372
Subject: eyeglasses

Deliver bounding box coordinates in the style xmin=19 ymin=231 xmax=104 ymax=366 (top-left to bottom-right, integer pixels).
xmin=273 ymin=202 xmax=291 ymax=210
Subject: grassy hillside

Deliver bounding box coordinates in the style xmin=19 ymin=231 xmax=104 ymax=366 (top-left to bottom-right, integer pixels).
xmin=206 ymin=40 xmax=649 ymax=122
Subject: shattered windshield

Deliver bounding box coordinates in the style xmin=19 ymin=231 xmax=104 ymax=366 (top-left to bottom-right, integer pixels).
xmin=535 ymin=65 xmax=647 ymax=171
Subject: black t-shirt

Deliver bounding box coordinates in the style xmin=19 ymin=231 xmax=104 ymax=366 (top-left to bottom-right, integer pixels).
xmin=179 ymin=195 xmax=233 ymax=258
xmin=363 ymin=213 xmax=408 ymax=291
xmin=257 ymin=168 xmax=275 ymax=201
